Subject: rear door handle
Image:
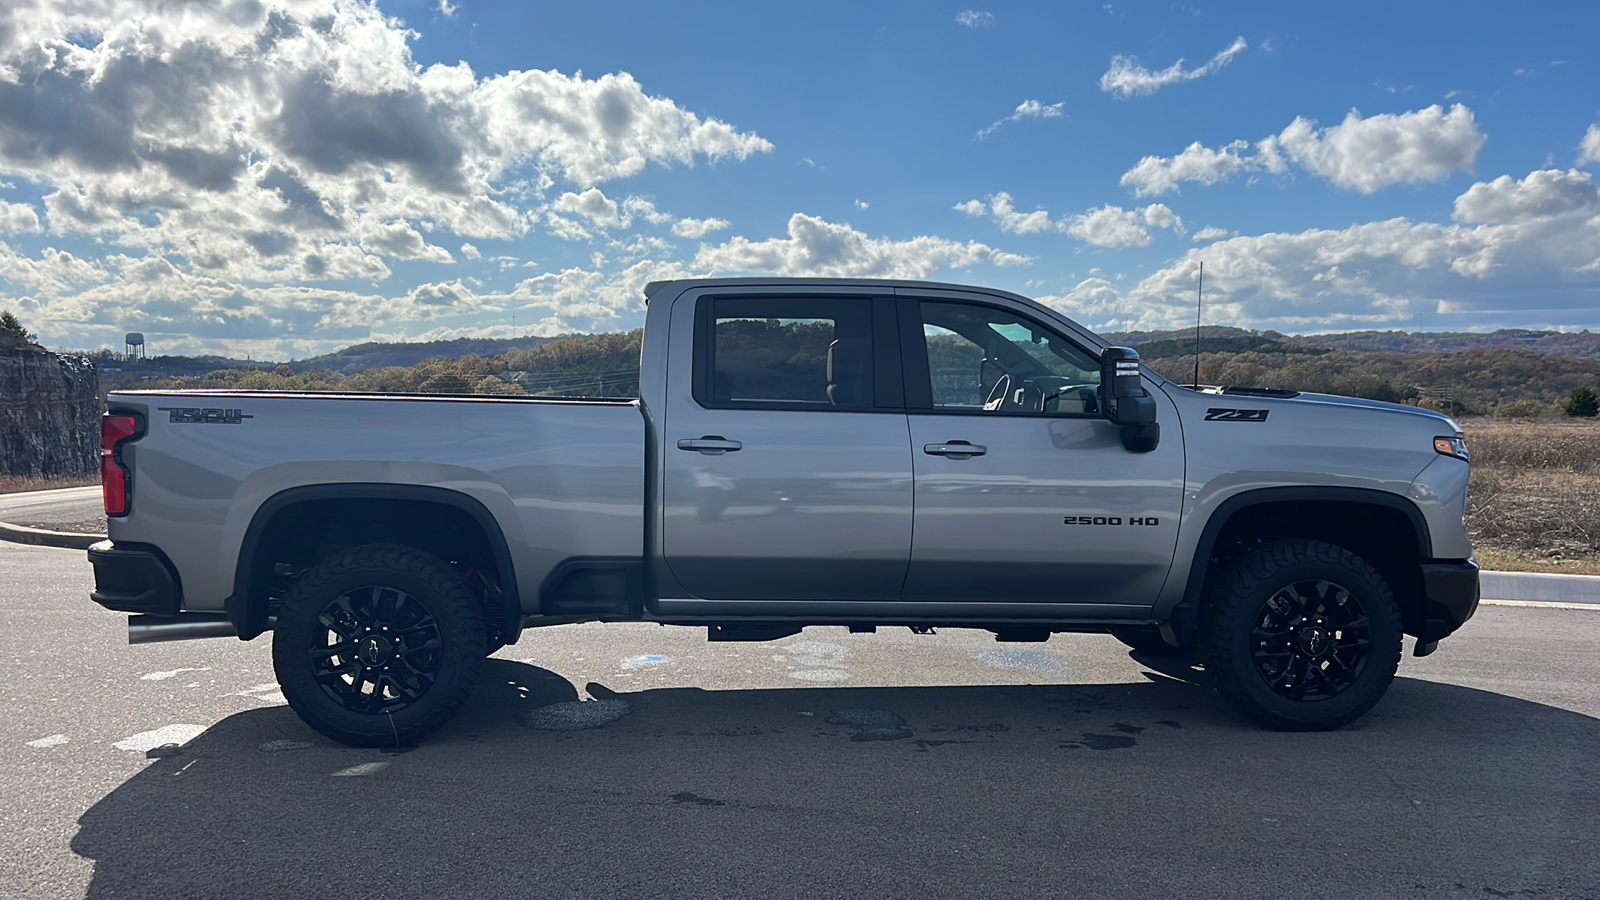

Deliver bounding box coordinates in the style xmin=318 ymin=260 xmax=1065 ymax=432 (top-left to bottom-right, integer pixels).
xmin=678 ymin=436 xmax=743 ymax=455
xmin=923 ymin=441 xmax=986 ymax=459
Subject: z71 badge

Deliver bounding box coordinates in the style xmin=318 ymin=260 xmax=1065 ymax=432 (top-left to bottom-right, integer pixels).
xmin=157 ymin=407 xmax=253 ymax=424
xmin=1205 ymin=408 xmax=1269 ymax=422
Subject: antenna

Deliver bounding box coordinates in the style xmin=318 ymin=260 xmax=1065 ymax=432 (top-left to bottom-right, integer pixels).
xmin=1193 ymin=261 xmax=1203 ymax=387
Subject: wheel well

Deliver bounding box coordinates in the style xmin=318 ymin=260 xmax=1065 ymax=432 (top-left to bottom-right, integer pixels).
xmin=233 ymin=494 xmax=516 ymax=645
xmin=1199 ymin=499 xmax=1428 ymax=637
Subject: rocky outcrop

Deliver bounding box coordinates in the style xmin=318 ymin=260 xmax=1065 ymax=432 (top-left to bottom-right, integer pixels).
xmin=0 ymin=339 xmax=100 ymax=477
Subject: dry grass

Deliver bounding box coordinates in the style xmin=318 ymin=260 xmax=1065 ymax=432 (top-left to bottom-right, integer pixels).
xmin=1462 ymin=418 xmax=1600 ymax=573
xmin=0 ymin=474 xmax=99 ymax=495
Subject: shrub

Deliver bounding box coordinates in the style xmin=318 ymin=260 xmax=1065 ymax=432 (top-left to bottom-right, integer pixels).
xmin=0 ymin=310 xmax=35 ymax=343
xmin=1563 ymin=384 xmax=1599 ymax=418
xmin=1493 ymin=399 xmax=1545 ymax=419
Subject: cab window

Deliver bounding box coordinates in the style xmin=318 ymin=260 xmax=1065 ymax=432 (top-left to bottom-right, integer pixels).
xmin=919 ymin=301 xmax=1101 ymax=416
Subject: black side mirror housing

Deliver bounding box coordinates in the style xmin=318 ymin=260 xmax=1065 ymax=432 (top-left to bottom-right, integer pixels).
xmin=1100 ymin=347 xmax=1160 ymax=452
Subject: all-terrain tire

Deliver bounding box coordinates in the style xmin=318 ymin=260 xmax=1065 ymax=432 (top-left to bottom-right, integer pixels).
xmin=272 ymin=543 xmax=487 ymax=747
xmin=1200 ymin=538 xmax=1402 ymax=731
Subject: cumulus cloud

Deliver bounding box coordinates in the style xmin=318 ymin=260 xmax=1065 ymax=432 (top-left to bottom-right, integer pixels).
xmin=957 ymin=194 xmax=1183 ymax=246
xmin=0 ymin=0 xmax=775 ymax=351
xmin=1581 ymin=124 xmax=1600 ymax=165
xmin=976 ymin=99 xmax=1065 ymax=140
xmin=0 ymin=0 xmax=769 ymax=284
xmin=1120 ymin=104 xmax=1485 ymax=196
xmin=1099 ymin=36 xmax=1247 ymax=98
xmin=672 ymin=216 xmax=731 ymax=239
xmin=1045 ymin=169 xmax=1600 ymax=333
xmin=956 ymin=10 xmax=996 ymax=27
xmin=1121 ymin=140 xmax=1253 ymax=197
xmin=0 ymin=200 xmax=41 ymax=233
xmin=1063 ymin=204 xmax=1184 ymax=248
xmin=1192 ymin=226 xmax=1230 ymax=243
xmin=694 ymin=213 xmax=1029 ymax=279
xmin=1267 ymin=104 xmax=1485 ymax=194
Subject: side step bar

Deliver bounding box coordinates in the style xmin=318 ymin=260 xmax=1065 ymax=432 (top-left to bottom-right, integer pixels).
xmin=128 ymin=614 xmax=238 ymax=645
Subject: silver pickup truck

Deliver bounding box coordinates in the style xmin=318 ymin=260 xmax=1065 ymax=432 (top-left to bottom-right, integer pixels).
xmin=88 ymin=278 xmax=1478 ymax=745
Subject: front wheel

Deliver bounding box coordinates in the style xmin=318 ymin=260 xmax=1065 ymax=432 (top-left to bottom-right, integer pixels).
xmin=1200 ymin=539 xmax=1402 ymax=731
xmin=272 ymin=544 xmax=487 ymax=747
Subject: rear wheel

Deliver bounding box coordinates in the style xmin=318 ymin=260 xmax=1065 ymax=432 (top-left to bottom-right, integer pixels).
xmin=272 ymin=544 xmax=487 ymax=747
xmin=1200 ymin=539 xmax=1402 ymax=731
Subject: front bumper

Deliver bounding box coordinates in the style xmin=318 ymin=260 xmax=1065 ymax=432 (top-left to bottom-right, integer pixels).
xmin=1415 ymin=559 xmax=1480 ymax=652
xmin=87 ymin=540 xmax=183 ymax=616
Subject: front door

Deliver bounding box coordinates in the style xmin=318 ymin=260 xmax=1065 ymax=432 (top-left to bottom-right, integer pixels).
xmin=900 ymin=296 xmax=1183 ymax=607
xmin=660 ymin=293 xmax=913 ymax=601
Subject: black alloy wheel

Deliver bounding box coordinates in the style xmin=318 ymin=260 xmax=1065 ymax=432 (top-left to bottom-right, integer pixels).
xmin=1249 ymin=578 xmax=1370 ymax=701
xmin=273 ymin=544 xmax=487 ymax=747
xmin=1201 ymin=538 xmax=1402 ymax=731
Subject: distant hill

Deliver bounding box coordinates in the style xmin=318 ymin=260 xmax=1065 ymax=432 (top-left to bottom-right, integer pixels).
xmin=289 ymin=334 xmax=569 ymax=373
xmin=1104 ymin=326 xmax=1600 ymax=359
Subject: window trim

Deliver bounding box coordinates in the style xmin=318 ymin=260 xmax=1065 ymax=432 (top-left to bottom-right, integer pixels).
xmin=691 ymin=294 xmax=906 ymax=413
xmin=898 ymin=296 xmax=1107 ymax=419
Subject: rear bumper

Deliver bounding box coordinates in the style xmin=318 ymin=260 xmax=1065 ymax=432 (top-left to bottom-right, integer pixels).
xmin=1418 ymin=559 xmax=1480 ymax=642
xmin=87 ymin=540 xmax=183 ymax=616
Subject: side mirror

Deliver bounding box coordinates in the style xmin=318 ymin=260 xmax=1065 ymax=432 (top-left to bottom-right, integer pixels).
xmin=1100 ymin=347 xmax=1159 ymax=453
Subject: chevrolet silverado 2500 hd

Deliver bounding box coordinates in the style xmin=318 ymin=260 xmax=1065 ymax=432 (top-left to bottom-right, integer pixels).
xmin=88 ymin=278 xmax=1479 ymax=745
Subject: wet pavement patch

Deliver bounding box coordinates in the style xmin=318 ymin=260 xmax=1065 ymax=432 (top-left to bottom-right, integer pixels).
xmin=670 ymin=792 xmax=726 ymax=807
xmin=1058 ymin=733 xmax=1138 ymax=751
xmin=825 ymin=708 xmax=913 ymax=742
xmin=1111 ymin=722 xmax=1144 ymax=734
xmin=519 ymin=698 xmax=633 ymax=731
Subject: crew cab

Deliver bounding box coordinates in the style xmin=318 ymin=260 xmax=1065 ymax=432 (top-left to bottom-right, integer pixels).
xmin=89 ymin=278 xmax=1479 ymax=745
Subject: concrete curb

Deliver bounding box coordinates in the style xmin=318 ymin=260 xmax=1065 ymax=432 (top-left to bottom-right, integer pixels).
xmin=0 ymin=521 xmax=101 ymax=550
xmin=1479 ymin=570 xmax=1600 ymax=606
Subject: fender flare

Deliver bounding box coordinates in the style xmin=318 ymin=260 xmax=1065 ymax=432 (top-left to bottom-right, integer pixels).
xmin=1168 ymin=486 xmax=1432 ymax=635
xmin=224 ymin=483 xmax=522 ymax=644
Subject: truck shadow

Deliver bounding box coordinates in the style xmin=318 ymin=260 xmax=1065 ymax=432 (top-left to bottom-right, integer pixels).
xmin=72 ymin=657 xmax=1600 ymax=900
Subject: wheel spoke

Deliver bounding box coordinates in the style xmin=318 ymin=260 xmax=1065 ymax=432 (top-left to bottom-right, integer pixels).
xmin=1251 ymin=577 xmax=1373 ymax=703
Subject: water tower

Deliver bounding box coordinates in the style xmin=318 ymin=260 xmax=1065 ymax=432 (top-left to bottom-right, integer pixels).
xmin=124 ymin=332 xmax=145 ymax=360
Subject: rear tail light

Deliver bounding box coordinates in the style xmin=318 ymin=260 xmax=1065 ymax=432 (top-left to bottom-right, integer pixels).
xmin=102 ymin=414 xmax=140 ymax=517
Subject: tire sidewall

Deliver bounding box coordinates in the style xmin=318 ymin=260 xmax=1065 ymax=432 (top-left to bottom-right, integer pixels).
xmin=272 ymin=547 xmax=485 ymax=745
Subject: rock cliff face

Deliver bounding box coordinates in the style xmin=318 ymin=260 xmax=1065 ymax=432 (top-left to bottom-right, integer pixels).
xmin=0 ymin=339 xmax=101 ymax=478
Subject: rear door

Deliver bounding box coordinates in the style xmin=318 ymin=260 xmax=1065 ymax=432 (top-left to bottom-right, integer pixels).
xmin=659 ymin=288 xmax=913 ymax=601
xmin=899 ymin=293 xmax=1183 ymax=608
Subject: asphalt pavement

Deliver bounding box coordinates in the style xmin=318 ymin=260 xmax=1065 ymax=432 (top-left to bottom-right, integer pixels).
xmin=3 ymin=540 xmax=1598 ymax=900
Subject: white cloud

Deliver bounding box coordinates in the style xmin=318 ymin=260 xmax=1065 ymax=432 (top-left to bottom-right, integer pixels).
xmin=460 ymin=242 xmax=482 ymax=260
xmin=0 ymin=200 xmax=41 ymax=233
xmin=854 ymin=199 xmax=870 ymax=210
xmin=1192 ymin=226 xmax=1230 ymax=243
xmin=1453 ymin=169 xmax=1599 ymax=224
xmin=1047 ymin=169 xmax=1600 ymax=332
xmin=672 ymin=217 xmax=731 ymax=239
xmin=1121 ymin=140 xmax=1252 ymax=197
xmin=1580 ymin=124 xmax=1600 ymax=165
xmin=1268 ymin=103 xmax=1484 ymax=194
xmin=694 ymin=213 xmax=1029 ymax=279
xmin=954 ymin=199 xmax=988 ymax=217
xmin=437 ymin=0 xmax=459 ymax=17
xmin=976 ymin=99 xmax=1066 ymax=139
xmin=1120 ymin=104 xmax=1485 ymax=196
xmin=553 ymin=188 xmax=622 ymax=227
xmin=956 ymin=10 xmax=996 ymax=28
xmin=0 ymin=0 xmax=770 ymax=287
xmin=1062 ymin=204 xmax=1184 ymax=248
xmin=622 ymin=196 xmax=673 ymax=226
xmin=1099 ymin=36 xmax=1248 ymax=98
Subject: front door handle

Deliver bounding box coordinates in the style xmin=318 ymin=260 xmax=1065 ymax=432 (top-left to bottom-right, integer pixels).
xmin=923 ymin=441 xmax=987 ymax=459
xmin=678 ymin=436 xmax=743 ymax=455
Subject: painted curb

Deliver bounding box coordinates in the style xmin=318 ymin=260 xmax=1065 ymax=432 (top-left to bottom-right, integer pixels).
xmin=1479 ymin=570 xmax=1600 ymax=606
xmin=0 ymin=521 xmax=101 ymax=550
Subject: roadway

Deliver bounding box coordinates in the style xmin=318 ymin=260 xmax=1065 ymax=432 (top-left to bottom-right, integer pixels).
xmin=2 ymin=540 xmax=1597 ymax=899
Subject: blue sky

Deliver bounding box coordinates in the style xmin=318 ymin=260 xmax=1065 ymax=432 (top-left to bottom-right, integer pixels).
xmin=2 ymin=0 xmax=1599 ymax=358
